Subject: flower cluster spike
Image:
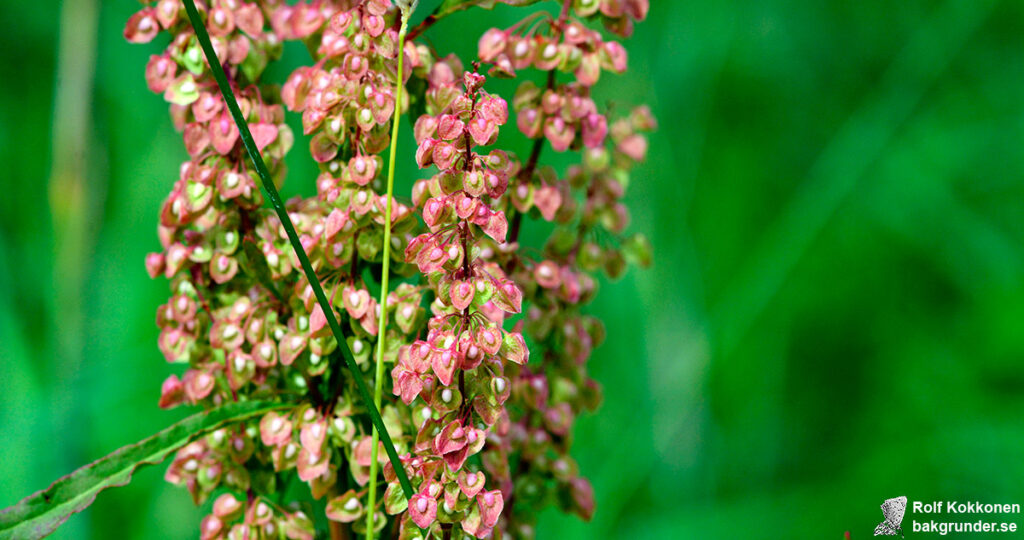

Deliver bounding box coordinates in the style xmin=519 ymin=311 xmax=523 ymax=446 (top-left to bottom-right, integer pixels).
xmin=382 ymin=67 xmax=526 ymax=538
xmin=128 ymin=0 xmax=652 ymax=538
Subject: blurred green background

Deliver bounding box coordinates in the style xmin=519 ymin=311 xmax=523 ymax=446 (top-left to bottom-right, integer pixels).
xmin=4 ymin=0 xmax=1024 ymax=538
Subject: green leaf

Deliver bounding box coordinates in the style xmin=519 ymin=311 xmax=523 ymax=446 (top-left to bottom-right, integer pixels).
xmin=0 ymin=401 xmax=288 ymax=539
xmin=431 ymin=0 xmax=543 ymax=19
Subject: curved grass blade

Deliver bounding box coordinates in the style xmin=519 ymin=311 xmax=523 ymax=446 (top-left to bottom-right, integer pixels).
xmin=0 ymin=400 xmax=288 ymax=539
xmin=179 ymin=0 xmax=416 ymax=501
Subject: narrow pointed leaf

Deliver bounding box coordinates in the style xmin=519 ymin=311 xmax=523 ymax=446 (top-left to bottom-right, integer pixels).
xmin=0 ymin=400 xmax=288 ymax=539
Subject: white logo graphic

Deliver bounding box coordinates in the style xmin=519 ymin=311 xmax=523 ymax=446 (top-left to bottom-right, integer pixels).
xmin=874 ymin=496 xmax=907 ymax=537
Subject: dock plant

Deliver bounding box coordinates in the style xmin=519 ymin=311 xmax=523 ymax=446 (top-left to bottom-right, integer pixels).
xmin=0 ymin=1 xmax=652 ymax=538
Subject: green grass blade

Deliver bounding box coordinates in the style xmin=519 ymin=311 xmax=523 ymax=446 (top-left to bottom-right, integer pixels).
xmin=0 ymin=400 xmax=288 ymax=539
xmin=179 ymin=0 xmax=416 ymax=501
xmin=367 ymin=9 xmax=412 ymax=537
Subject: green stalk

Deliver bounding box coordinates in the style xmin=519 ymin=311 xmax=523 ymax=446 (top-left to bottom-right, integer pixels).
xmin=180 ymin=0 xmax=416 ymax=501
xmin=367 ymin=9 xmax=414 ymax=538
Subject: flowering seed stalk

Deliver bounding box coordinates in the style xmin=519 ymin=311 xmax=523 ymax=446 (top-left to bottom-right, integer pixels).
xmin=126 ymin=0 xmax=653 ymax=537
xmin=180 ymin=0 xmax=415 ymax=501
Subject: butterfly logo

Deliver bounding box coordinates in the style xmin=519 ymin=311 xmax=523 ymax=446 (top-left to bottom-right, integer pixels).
xmin=873 ymin=496 xmax=907 ymax=537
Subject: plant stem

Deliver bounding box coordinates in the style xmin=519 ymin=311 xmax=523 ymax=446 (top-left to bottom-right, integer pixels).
xmin=506 ymin=9 xmax=563 ymax=264
xmin=558 ymin=0 xmax=572 ymax=22
xmin=181 ymin=0 xmax=416 ymax=501
xmin=508 ymin=135 xmax=545 ymax=247
xmin=366 ymin=6 xmax=413 ymax=538
xmin=406 ymin=14 xmax=436 ymax=41
xmin=505 ymin=111 xmax=547 ymax=273
xmin=329 ymin=520 xmax=348 ymax=540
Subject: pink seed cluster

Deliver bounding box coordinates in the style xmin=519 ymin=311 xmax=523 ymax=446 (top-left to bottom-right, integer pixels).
xmin=128 ymin=0 xmax=652 ymax=538
xmin=383 ymin=68 xmax=525 ymax=537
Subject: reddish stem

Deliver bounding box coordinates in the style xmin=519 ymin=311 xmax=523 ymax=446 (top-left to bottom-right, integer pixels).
xmin=558 ymin=0 xmax=572 ymax=24
xmin=406 ymin=12 xmax=438 ymax=41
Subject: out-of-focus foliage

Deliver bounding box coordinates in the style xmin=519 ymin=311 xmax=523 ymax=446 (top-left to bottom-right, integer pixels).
xmin=3 ymin=0 xmax=1024 ymax=538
